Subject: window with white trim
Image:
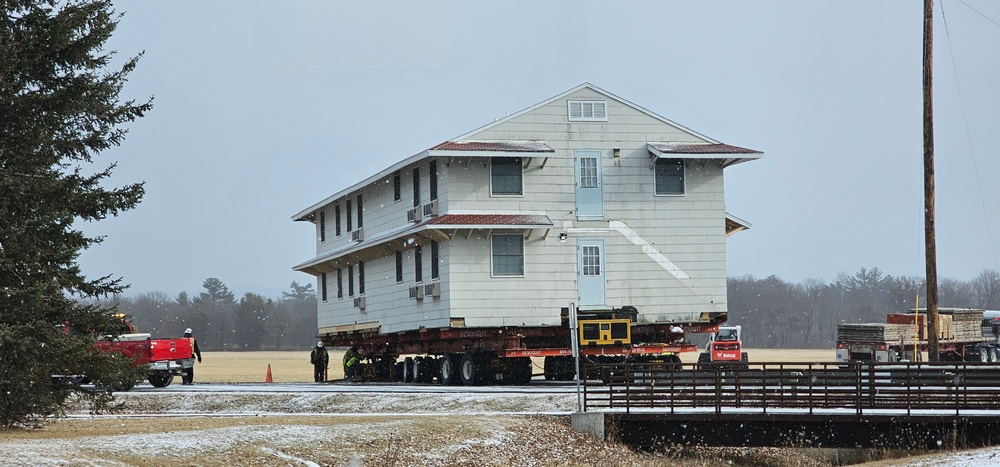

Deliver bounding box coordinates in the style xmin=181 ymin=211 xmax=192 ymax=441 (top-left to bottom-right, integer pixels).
xmin=395 ymin=251 xmax=403 ymax=283
xmin=336 ymin=268 xmax=343 ymax=299
xmin=654 ymin=158 xmax=685 ymax=195
xmin=348 ymin=264 xmax=354 ymax=297
xmin=568 ymin=100 xmax=607 ymax=121
xmin=321 ymin=272 xmax=328 ymax=302
xmin=319 ymin=211 xmax=326 ymax=242
xmin=490 ymin=158 xmax=522 ymax=195
xmin=491 ymin=234 xmax=524 ymax=277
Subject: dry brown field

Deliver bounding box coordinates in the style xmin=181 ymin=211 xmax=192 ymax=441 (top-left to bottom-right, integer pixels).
xmin=195 ymin=348 xmax=836 ymax=383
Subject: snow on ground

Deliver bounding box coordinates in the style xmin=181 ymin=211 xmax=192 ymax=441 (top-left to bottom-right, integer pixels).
xmin=4 ymin=384 xmax=1000 ymax=466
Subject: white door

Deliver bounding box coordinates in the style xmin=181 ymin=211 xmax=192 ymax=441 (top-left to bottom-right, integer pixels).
xmin=578 ymin=239 xmax=606 ymax=309
xmin=575 ymin=150 xmax=603 ymax=220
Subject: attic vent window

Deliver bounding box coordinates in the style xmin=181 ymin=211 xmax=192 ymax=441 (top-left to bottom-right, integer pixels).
xmin=568 ymin=100 xmax=607 ymax=122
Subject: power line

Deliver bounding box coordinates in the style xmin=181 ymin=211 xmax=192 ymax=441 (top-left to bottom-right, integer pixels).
xmin=940 ymin=0 xmax=1000 ymax=272
xmin=955 ymin=0 xmax=1000 ymax=29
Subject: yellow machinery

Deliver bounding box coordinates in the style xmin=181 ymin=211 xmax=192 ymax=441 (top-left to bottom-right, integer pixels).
xmin=579 ymin=319 xmax=632 ymax=346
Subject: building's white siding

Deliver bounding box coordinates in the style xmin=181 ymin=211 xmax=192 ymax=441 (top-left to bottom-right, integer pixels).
xmin=298 ymin=85 xmax=752 ymax=334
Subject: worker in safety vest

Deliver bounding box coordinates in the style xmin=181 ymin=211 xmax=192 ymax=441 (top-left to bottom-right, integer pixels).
xmin=181 ymin=328 xmax=202 ymax=385
xmin=310 ymin=341 xmax=329 ymax=382
xmin=343 ymin=345 xmax=360 ymax=379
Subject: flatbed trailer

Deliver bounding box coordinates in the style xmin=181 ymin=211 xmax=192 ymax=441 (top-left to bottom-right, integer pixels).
xmin=322 ymin=308 xmax=726 ymax=385
xmin=836 ymin=308 xmax=1000 ymax=363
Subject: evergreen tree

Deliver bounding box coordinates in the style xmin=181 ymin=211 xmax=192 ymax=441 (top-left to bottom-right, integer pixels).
xmin=0 ymin=0 xmax=151 ymax=428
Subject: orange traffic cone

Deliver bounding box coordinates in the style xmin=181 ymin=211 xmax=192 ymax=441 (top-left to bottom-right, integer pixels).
xmin=265 ymin=364 xmax=273 ymax=383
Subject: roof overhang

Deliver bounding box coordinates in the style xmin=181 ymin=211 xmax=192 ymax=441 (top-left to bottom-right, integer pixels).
xmin=725 ymin=212 xmax=752 ymax=237
xmin=648 ymin=142 xmax=763 ymax=168
xmin=291 ymin=141 xmax=555 ymax=222
xmin=293 ymin=212 xmax=553 ymax=276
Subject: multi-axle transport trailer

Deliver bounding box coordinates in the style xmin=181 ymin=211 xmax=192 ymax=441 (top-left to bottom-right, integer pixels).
xmin=322 ymin=307 xmax=728 ymax=385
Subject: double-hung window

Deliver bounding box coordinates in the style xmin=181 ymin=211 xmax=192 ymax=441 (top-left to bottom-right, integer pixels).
xmin=319 ymin=211 xmax=326 ymax=242
xmin=321 ymin=273 xmax=328 ymax=302
xmin=335 ymin=205 xmax=341 ymax=237
xmin=346 ymin=200 xmax=353 ymax=232
xmin=414 ymin=245 xmax=423 ymax=283
xmin=491 ymin=234 xmax=524 ymax=277
xmin=336 ymin=269 xmax=343 ymax=299
xmin=395 ymin=251 xmax=403 ymax=283
xmin=430 ymin=241 xmax=439 ymax=280
xmin=491 ymin=158 xmax=522 ymax=196
xmin=348 ymin=265 xmax=354 ymax=297
xmin=358 ymin=261 xmax=365 ymax=295
xmin=654 ymin=158 xmax=685 ymax=195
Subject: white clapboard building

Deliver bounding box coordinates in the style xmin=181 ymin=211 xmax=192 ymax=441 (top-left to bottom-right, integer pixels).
xmin=292 ymin=83 xmax=761 ymax=336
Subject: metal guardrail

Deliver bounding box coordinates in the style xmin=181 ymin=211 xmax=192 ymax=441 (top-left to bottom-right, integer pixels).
xmin=581 ymin=361 xmax=1000 ymax=415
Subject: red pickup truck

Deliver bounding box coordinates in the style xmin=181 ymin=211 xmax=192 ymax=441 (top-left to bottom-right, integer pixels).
xmin=71 ymin=315 xmax=194 ymax=388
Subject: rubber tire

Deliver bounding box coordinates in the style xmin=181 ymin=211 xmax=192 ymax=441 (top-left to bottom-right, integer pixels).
xmin=148 ymin=373 xmax=174 ymax=388
xmin=460 ymin=354 xmax=480 ymax=386
xmin=413 ymin=356 xmax=424 ymax=383
xmin=543 ymin=357 xmax=554 ymax=380
xmin=439 ymin=354 xmax=459 ymax=385
xmin=697 ymin=352 xmax=712 ymax=369
xmin=420 ymin=357 xmax=437 ymax=383
xmin=403 ymin=357 xmax=414 ymax=383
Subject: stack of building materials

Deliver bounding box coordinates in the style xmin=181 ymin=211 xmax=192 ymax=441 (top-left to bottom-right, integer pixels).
xmin=837 ymin=323 xmax=912 ymax=343
xmin=947 ymin=309 xmax=984 ymax=342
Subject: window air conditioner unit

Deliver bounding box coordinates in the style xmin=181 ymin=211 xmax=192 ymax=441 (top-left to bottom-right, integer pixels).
xmin=408 ymin=285 xmax=424 ymax=300
xmin=424 ymin=282 xmax=441 ymax=298
xmin=351 ymin=227 xmax=364 ymax=242
xmin=422 ymin=200 xmax=438 ymax=218
xmin=353 ymin=296 xmax=366 ymax=309
xmin=406 ymin=207 xmax=421 ymax=223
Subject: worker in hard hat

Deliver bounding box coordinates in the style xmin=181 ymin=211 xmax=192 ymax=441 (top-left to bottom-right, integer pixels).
xmin=310 ymin=341 xmax=330 ymax=382
xmin=343 ymin=345 xmax=360 ymax=379
xmin=181 ymin=328 xmax=202 ymax=385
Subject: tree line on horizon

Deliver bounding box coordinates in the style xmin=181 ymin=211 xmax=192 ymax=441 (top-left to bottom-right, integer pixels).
xmin=104 ymin=267 xmax=1000 ymax=353
xmin=97 ymin=278 xmax=318 ymax=352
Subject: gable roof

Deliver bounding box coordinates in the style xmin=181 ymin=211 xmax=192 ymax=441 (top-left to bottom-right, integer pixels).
xmin=450 ymin=82 xmax=720 ymax=143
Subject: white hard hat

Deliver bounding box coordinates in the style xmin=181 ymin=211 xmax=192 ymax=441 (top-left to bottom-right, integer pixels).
xmin=185 ymin=328 xmax=192 ymax=334
xmin=317 ymin=341 xmax=324 ymax=347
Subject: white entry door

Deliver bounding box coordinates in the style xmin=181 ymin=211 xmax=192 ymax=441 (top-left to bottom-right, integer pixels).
xmin=578 ymin=239 xmax=606 ymax=308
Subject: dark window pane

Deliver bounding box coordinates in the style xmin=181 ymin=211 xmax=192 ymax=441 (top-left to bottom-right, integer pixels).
xmin=491 ymin=158 xmax=522 ymax=195
xmin=491 ymin=234 xmax=524 ymax=276
xmin=654 ymin=159 xmax=685 ymax=195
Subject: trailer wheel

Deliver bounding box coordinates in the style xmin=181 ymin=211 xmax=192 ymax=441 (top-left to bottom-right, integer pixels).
xmin=460 ymin=354 xmax=480 ymax=386
xmin=403 ymin=357 xmax=414 ymax=383
xmin=439 ymin=354 xmax=460 ymax=385
xmin=981 ymin=350 xmax=991 ymax=363
xmin=992 ymin=348 xmax=1000 ymax=363
xmin=412 ymin=356 xmax=425 ymax=383
xmin=148 ymin=373 xmax=173 ymax=388
xmin=513 ymin=357 xmax=533 ymax=385
xmin=421 ymin=357 xmax=438 ymax=383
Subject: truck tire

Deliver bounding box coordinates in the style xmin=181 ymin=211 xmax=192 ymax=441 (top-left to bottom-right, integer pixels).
xmin=148 ymin=373 xmax=173 ymax=388
xmin=460 ymin=354 xmax=480 ymax=386
xmin=403 ymin=357 xmax=414 ymax=383
xmin=413 ymin=356 xmax=424 ymax=383
xmin=697 ymin=352 xmax=712 ymax=369
xmin=439 ymin=354 xmax=460 ymax=385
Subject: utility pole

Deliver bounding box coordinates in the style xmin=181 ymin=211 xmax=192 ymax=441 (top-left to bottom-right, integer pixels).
xmin=924 ymin=0 xmax=940 ymax=361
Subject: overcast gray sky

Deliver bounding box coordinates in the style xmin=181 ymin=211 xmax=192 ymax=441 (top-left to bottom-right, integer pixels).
xmin=80 ymin=1 xmax=1000 ymax=299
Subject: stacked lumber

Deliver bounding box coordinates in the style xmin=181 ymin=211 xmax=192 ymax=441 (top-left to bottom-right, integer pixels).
xmin=947 ymin=309 xmax=984 ymax=341
xmin=837 ymin=323 xmax=912 ymax=342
